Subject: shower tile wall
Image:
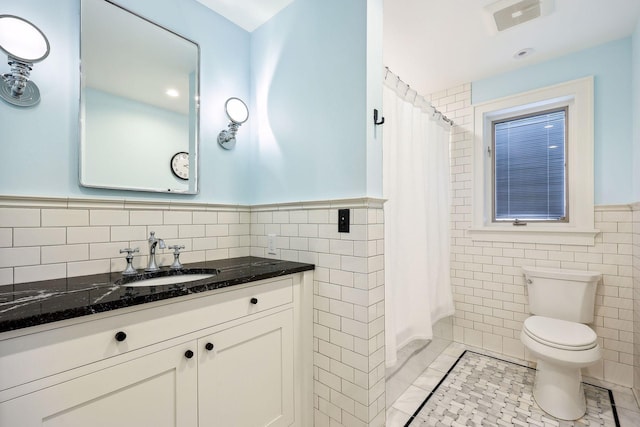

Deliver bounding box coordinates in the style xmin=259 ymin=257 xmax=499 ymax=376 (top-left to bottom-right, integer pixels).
xmin=430 ymin=85 xmax=638 ymax=388
xmin=250 ymin=201 xmax=386 ymax=427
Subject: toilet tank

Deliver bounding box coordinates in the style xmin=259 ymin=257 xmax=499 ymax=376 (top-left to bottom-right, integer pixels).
xmin=522 ymin=266 xmax=601 ymax=323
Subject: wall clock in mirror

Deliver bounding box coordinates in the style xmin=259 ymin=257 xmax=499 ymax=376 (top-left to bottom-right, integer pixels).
xmin=171 ymin=152 xmax=189 ymax=180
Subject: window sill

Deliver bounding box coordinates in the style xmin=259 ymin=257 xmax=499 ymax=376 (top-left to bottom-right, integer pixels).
xmin=467 ymin=226 xmax=599 ymax=246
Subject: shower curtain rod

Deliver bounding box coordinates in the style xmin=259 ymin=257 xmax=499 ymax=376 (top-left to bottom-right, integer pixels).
xmin=384 ymin=66 xmax=454 ymax=127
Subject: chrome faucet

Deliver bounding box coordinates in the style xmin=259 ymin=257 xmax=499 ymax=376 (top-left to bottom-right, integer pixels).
xmin=145 ymin=231 xmax=166 ymax=272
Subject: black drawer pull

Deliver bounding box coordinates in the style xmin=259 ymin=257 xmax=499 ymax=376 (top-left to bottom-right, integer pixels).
xmin=114 ymin=331 xmax=127 ymax=342
xmin=184 ymin=350 xmax=194 ymax=359
xmin=205 ymin=342 xmax=214 ymax=351
xmin=250 ymin=297 xmax=258 ymax=304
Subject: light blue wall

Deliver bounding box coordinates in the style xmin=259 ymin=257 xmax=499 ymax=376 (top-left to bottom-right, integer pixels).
xmin=249 ymin=0 xmax=368 ymax=204
xmin=472 ymin=38 xmax=634 ymax=205
xmin=0 ymin=0 xmax=252 ymax=204
xmin=633 ymin=20 xmax=640 ymax=201
xmin=0 ymin=0 xmax=376 ymax=206
xmin=366 ymin=0 xmax=384 ymax=199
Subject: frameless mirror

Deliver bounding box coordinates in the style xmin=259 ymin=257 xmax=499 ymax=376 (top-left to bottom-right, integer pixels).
xmin=80 ymin=0 xmax=199 ymax=194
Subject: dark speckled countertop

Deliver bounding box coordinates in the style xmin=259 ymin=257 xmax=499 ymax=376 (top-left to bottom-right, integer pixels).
xmin=0 ymin=257 xmax=314 ymax=333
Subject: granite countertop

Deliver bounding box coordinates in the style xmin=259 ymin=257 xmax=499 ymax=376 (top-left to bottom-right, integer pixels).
xmin=0 ymin=257 xmax=314 ymax=334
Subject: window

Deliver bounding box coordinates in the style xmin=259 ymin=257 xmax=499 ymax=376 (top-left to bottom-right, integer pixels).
xmin=493 ymin=108 xmax=567 ymax=223
xmin=470 ymin=77 xmax=597 ymax=245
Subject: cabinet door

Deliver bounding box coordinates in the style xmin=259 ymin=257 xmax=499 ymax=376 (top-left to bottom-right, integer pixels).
xmin=0 ymin=342 xmax=198 ymax=427
xmin=198 ymin=309 xmax=294 ymax=427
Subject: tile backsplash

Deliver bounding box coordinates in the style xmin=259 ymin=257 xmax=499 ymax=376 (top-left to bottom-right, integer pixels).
xmin=0 ymin=197 xmax=251 ymax=285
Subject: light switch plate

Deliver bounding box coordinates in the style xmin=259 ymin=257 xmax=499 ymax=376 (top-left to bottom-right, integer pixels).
xmin=338 ymin=209 xmax=350 ymax=233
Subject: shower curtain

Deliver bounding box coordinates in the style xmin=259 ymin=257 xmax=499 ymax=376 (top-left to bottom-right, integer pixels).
xmin=383 ymin=73 xmax=455 ymax=367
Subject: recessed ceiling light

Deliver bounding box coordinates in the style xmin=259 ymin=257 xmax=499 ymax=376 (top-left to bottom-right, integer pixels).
xmin=513 ymin=48 xmax=534 ymax=59
xmin=165 ymin=89 xmax=179 ymax=98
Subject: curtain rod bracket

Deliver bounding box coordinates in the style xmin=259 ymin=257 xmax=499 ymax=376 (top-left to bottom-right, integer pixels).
xmin=374 ymin=109 xmax=385 ymax=126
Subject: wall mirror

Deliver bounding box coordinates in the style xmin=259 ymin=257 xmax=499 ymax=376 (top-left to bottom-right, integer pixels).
xmin=80 ymin=0 xmax=200 ymax=194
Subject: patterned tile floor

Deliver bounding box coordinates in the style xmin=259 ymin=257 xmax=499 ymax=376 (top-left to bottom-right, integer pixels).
xmin=387 ymin=343 xmax=640 ymax=427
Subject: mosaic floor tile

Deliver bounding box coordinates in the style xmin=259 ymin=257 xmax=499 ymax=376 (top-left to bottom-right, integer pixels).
xmin=404 ymin=351 xmax=620 ymax=427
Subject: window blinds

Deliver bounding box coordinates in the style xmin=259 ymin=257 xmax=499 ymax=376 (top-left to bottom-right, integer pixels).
xmin=493 ymin=109 xmax=566 ymax=221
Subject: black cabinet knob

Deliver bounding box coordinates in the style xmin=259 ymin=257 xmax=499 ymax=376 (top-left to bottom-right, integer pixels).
xmin=250 ymin=297 xmax=258 ymax=304
xmin=184 ymin=350 xmax=194 ymax=359
xmin=115 ymin=331 xmax=127 ymax=342
xmin=205 ymin=342 xmax=214 ymax=351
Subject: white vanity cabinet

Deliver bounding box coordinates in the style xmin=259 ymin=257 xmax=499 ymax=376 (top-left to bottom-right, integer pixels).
xmin=0 ymin=341 xmax=199 ymax=426
xmin=198 ymin=309 xmax=294 ymax=427
xmin=0 ymin=272 xmax=312 ymax=427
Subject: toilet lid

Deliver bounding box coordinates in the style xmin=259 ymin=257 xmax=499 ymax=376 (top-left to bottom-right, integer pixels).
xmin=523 ymin=316 xmax=598 ymax=351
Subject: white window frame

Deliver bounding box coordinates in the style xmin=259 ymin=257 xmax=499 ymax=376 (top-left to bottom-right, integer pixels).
xmin=469 ymin=77 xmax=599 ymax=245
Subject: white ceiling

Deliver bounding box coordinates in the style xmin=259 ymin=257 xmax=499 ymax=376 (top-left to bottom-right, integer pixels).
xmin=195 ymin=0 xmax=295 ymax=32
xmin=198 ymin=0 xmax=640 ymax=96
xmin=384 ymin=0 xmax=640 ymax=95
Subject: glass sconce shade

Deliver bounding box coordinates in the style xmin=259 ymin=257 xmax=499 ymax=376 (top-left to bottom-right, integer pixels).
xmin=0 ymin=15 xmax=50 ymax=107
xmin=0 ymin=15 xmax=50 ymax=62
xmin=218 ymin=97 xmax=249 ymax=150
xmin=225 ymin=97 xmax=249 ymax=124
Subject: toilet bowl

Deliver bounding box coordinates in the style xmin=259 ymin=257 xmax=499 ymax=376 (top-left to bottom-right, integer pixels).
xmin=520 ymin=266 xmax=602 ymax=421
xmin=521 ymin=316 xmax=601 ymax=420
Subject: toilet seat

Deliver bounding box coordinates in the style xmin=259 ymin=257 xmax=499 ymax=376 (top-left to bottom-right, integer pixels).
xmin=520 ymin=315 xmax=602 ymax=420
xmin=523 ymin=316 xmax=597 ymax=351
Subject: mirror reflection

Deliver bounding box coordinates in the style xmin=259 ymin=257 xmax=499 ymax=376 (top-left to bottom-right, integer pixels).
xmin=80 ymin=0 xmax=200 ymax=194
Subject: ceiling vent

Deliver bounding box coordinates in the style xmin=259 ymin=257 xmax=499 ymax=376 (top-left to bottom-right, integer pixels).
xmin=485 ymin=0 xmax=555 ymax=32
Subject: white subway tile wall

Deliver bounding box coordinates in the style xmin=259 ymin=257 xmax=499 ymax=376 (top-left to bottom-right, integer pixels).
xmin=633 ymin=202 xmax=640 ymax=398
xmin=430 ymin=84 xmax=638 ymax=388
xmin=250 ymin=202 xmax=386 ymax=427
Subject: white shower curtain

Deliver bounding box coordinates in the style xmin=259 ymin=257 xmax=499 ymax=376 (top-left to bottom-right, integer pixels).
xmin=383 ymin=73 xmax=455 ymax=367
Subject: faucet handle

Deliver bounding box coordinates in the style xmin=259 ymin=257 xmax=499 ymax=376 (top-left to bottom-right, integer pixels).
xmin=119 ymin=247 xmax=140 ymax=256
xmin=168 ymin=245 xmax=185 ymax=253
xmin=168 ymin=245 xmax=185 ymax=270
xmin=119 ymin=247 xmax=139 ymax=275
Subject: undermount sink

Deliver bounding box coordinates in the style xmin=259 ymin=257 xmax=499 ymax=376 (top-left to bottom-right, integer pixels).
xmin=122 ymin=274 xmax=214 ymax=287
xmin=116 ymin=269 xmax=219 ymax=288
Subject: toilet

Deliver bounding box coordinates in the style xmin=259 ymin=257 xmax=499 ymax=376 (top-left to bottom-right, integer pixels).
xmin=520 ymin=266 xmax=602 ymax=421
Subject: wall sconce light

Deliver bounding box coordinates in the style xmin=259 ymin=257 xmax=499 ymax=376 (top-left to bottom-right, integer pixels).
xmin=0 ymin=15 xmax=50 ymax=107
xmin=217 ymin=97 xmax=249 ymax=150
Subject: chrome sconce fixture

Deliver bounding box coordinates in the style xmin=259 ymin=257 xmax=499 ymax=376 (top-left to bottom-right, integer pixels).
xmin=0 ymin=15 xmax=50 ymax=107
xmin=217 ymin=97 xmax=249 ymax=150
